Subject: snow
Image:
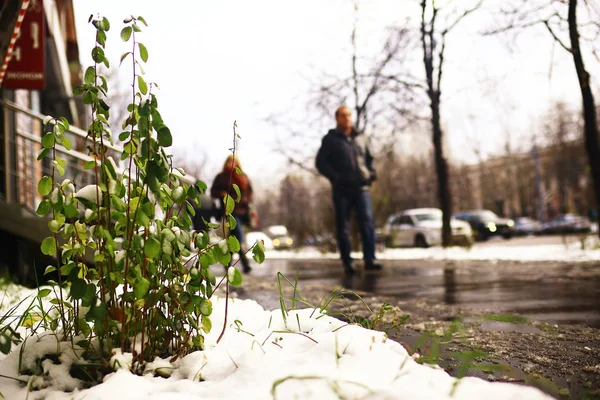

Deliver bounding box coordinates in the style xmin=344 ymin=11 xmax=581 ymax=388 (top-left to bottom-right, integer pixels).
xmin=266 ymin=239 xmax=600 ymax=263
xmin=0 ymin=286 xmax=553 ymax=399
xmin=74 ymin=184 xmax=103 ymax=204
xmin=4 ymin=238 xmax=591 ymax=399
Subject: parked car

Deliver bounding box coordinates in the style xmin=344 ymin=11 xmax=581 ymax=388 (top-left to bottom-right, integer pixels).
xmin=513 ymin=217 xmax=542 ymax=236
xmin=265 ymin=225 xmax=294 ymax=250
xmin=540 ymin=214 xmax=592 ymax=235
xmin=382 ymin=208 xmax=473 ymax=248
xmin=245 ymin=231 xmax=274 ymax=251
xmin=453 ymin=210 xmax=515 ymax=240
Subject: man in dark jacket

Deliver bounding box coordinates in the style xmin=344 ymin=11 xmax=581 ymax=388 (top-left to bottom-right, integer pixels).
xmin=316 ymin=105 xmax=382 ymax=274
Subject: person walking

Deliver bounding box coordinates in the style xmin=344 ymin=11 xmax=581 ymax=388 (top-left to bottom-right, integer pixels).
xmin=210 ymin=155 xmax=253 ymax=273
xmin=316 ymin=105 xmax=382 ymax=274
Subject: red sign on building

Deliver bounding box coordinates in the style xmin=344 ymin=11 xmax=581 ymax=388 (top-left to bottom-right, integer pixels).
xmin=4 ymin=0 xmax=45 ymax=90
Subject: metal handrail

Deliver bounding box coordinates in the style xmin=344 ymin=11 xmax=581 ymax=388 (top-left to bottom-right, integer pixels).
xmin=0 ymin=99 xmax=123 ymax=153
xmin=1 ymin=99 xmax=196 ymax=211
xmin=15 ymin=130 xmax=96 ymax=164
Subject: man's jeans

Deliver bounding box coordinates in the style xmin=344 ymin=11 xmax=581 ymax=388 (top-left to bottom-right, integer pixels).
xmin=332 ymin=188 xmax=376 ymax=265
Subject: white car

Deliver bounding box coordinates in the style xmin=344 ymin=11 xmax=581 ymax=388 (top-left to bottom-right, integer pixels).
xmin=382 ymin=208 xmax=473 ymax=248
xmin=245 ymin=231 xmax=274 ymax=251
xmin=265 ymin=225 xmax=294 ymax=250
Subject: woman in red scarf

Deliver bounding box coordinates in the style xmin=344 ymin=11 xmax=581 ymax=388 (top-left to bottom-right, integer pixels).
xmin=210 ymin=155 xmax=253 ymax=273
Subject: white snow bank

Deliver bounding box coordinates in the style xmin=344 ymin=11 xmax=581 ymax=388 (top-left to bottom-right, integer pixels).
xmin=0 ymin=294 xmax=552 ymax=400
xmin=267 ymin=241 xmax=600 ymax=262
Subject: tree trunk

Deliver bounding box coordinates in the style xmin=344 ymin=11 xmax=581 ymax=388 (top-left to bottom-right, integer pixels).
xmin=422 ymin=0 xmax=453 ymax=247
xmin=431 ymin=95 xmax=453 ymax=246
xmin=568 ymin=0 xmax=600 ymax=238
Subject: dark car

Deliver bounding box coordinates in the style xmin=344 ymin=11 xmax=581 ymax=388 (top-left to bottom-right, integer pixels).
xmin=454 ymin=210 xmax=515 ymax=241
xmin=540 ymin=214 xmax=592 ymax=235
xmin=513 ymin=217 xmax=542 ymax=236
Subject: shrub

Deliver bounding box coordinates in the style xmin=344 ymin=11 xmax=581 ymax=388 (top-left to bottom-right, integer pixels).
xmin=27 ymin=14 xmax=265 ymax=375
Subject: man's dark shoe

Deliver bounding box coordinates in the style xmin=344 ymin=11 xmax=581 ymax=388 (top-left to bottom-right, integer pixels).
xmin=343 ymin=263 xmax=357 ymax=275
xmin=241 ymin=257 xmax=252 ymax=273
xmin=364 ymin=261 xmax=382 ymax=271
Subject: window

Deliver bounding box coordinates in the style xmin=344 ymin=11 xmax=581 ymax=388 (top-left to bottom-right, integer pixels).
xmin=398 ymin=215 xmax=414 ymax=225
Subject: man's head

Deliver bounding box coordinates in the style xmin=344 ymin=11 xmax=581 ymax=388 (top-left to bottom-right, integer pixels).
xmin=335 ymin=106 xmax=353 ymax=135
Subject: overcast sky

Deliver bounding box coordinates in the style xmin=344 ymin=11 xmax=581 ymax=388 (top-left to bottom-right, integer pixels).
xmin=72 ymin=0 xmax=599 ymax=189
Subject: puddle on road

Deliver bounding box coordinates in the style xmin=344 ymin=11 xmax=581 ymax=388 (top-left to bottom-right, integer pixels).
xmin=255 ymin=258 xmax=600 ymax=328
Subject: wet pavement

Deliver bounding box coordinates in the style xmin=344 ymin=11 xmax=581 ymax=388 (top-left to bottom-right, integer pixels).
xmin=245 ymin=258 xmax=600 ymax=328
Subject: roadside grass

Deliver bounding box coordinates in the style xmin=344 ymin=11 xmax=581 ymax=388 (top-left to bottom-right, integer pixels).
xmin=273 ymin=270 xmax=515 ymax=396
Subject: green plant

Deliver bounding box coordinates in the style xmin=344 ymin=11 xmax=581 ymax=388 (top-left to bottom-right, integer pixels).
xmin=29 ymin=14 xmax=263 ymax=377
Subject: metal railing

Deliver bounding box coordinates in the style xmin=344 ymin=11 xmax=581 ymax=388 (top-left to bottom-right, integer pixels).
xmin=1 ymin=99 xmax=194 ymax=214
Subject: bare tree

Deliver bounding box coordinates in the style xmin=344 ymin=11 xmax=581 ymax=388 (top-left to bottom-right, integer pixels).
xmin=419 ymin=0 xmax=482 ymax=246
xmin=268 ymin=0 xmax=420 ymax=173
xmin=487 ymin=0 xmax=600 ymax=237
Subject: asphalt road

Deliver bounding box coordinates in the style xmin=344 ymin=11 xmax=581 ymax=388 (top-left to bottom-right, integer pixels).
xmin=245 ymin=234 xmax=600 ymax=328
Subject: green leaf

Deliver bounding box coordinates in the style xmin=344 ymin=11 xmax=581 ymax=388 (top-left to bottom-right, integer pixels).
xmin=201 ymin=316 xmax=212 ymax=333
xmin=36 ymin=199 xmax=51 ymax=216
xmin=227 ymin=236 xmax=240 ymax=253
xmin=37 ymin=147 xmax=50 ymax=161
xmin=199 ymin=299 xmax=212 ymax=316
xmin=144 ymin=236 xmax=161 ymax=259
xmin=119 ymin=52 xmax=131 ymax=66
xmin=38 ymin=176 xmax=52 ymax=196
xmin=120 ymin=26 xmax=132 ymax=42
xmin=48 ymin=219 xmax=61 ymax=233
xmin=102 ymin=17 xmax=110 ymax=31
xmin=64 ymin=204 xmax=80 ymax=218
xmin=52 ymin=160 xmax=65 ymax=177
xmin=118 ymin=131 xmax=129 ymax=141
xmin=196 ymin=181 xmax=208 ymax=193
xmin=138 ymin=75 xmax=148 ymax=95
xmin=138 ymin=42 xmax=148 ymax=62
xmin=91 ymin=46 xmax=105 ymax=63
xmin=252 ymin=240 xmax=265 ymax=264
xmin=92 ymin=19 xmax=102 ymax=30
xmin=84 ymin=66 xmax=95 ymax=84
xmin=224 ymin=195 xmax=235 ymax=215
xmin=37 ymin=289 xmax=51 ymax=298
xmin=138 ymin=16 xmax=148 ymax=26
xmin=134 ymin=277 xmax=150 ymax=299
xmin=229 ymin=267 xmax=243 ymax=287
xmin=41 ymin=133 xmax=55 ymax=148
xmin=157 ymin=126 xmax=172 ymax=147
xmin=44 ymin=265 xmax=56 ymax=275
xmin=83 ymin=160 xmax=96 ymax=170
xmin=56 ymin=157 xmax=67 ymax=169
xmin=97 ymin=29 xmax=106 ymax=47
xmin=0 ymin=332 xmax=11 ymax=354
xmin=162 ymin=240 xmax=172 ymax=255
xmin=41 ymin=237 xmax=57 ymax=256
xmin=228 ymin=214 xmax=237 ymax=231
xmin=59 ymin=117 xmax=70 ymax=130
xmin=71 ymin=279 xmax=87 ymax=299
xmin=232 ymin=184 xmax=241 ymax=202
xmin=63 ymin=137 xmax=72 ymax=151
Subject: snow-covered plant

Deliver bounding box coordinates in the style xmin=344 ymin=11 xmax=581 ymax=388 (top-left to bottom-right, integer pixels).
xmin=31 ymin=15 xmax=264 ymax=377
